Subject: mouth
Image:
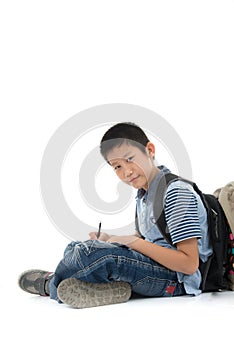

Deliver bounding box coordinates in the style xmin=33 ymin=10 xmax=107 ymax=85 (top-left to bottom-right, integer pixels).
xmin=129 ymin=175 xmax=140 ymax=183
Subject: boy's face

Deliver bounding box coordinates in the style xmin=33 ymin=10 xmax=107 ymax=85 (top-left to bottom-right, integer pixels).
xmin=106 ymin=142 xmax=159 ymax=190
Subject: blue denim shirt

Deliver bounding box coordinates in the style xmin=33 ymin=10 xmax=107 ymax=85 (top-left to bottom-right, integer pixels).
xmin=136 ymin=165 xmax=213 ymax=295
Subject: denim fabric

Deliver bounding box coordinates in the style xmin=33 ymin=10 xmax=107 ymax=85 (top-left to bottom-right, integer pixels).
xmin=50 ymin=240 xmax=186 ymax=302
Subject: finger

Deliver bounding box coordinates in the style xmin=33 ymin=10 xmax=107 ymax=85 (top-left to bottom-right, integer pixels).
xmin=89 ymin=232 xmax=98 ymax=240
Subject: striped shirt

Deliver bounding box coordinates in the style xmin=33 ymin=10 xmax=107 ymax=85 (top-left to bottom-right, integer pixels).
xmin=164 ymin=185 xmax=202 ymax=245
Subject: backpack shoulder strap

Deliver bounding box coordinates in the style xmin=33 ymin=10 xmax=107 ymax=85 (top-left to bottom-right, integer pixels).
xmin=154 ymin=173 xmax=198 ymax=245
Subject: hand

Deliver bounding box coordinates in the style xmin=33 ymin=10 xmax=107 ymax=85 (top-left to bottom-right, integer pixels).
xmin=107 ymin=235 xmax=140 ymax=247
xmin=89 ymin=232 xmax=111 ymax=242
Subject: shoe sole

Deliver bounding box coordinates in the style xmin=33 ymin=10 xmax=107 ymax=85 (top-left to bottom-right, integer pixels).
xmin=57 ymin=278 xmax=132 ymax=308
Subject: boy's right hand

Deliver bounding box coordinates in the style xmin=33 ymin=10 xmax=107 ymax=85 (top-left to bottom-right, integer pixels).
xmin=89 ymin=232 xmax=111 ymax=241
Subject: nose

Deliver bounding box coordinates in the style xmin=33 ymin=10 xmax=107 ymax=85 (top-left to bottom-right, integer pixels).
xmin=124 ymin=165 xmax=133 ymax=178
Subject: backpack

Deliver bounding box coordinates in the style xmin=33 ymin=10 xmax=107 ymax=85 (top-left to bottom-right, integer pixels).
xmin=225 ymin=225 xmax=234 ymax=290
xmin=135 ymin=173 xmax=230 ymax=292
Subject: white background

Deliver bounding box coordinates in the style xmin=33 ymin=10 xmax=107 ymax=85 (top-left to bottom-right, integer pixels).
xmin=1 ymin=1 xmax=234 ymax=349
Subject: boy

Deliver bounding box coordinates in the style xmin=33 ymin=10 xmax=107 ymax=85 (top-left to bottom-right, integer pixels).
xmin=19 ymin=122 xmax=213 ymax=308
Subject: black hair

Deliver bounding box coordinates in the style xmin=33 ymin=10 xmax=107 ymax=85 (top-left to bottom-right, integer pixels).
xmin=100 ymin=122 xmax=150 ymax=161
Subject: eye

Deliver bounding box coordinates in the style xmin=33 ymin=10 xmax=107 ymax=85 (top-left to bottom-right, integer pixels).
xmin=114 ymin=164 xmax=121 ymax=171
xmin=126 ymin=156 xmax=134 ymax=163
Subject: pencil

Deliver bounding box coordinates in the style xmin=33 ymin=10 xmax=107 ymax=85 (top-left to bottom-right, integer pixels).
xmin=97 ymin=222 xmax=101 ymax=239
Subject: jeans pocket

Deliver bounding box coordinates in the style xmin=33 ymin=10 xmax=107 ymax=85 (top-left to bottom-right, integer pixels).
xmin=133 ymin=276 xmax=178 ymax=297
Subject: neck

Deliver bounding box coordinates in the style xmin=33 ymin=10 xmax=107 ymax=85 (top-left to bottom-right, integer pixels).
xmin=143 ymin=166 xmax=161 ymax=191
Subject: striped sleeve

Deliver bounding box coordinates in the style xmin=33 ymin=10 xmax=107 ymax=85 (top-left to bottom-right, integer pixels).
xmin=164 ymin=185 xmax=202 ymax=245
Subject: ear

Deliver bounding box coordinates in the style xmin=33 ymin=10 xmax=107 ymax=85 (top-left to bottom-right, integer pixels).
xmin=146 ymin=142 xmax=155 ymax=158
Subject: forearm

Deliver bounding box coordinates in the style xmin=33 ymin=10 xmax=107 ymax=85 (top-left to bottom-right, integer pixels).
xmin=129 ymin=238 xmax=199 ymax=275
xmin=104 ymin=233 xmax=199 ymax=274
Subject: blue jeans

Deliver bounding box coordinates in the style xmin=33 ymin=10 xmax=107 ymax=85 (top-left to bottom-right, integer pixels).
xmin=50 ymin=240 xmax=186 ymax=302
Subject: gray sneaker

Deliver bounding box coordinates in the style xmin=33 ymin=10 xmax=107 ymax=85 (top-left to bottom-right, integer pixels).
xmin=57 ymin=278 xmax=132 ymax=308
xmin=18 ymin=269 xmax=54 ymax=296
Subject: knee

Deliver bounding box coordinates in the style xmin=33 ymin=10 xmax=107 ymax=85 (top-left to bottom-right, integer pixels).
xmin=63 ymin=240 xmax=117 ymax=263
